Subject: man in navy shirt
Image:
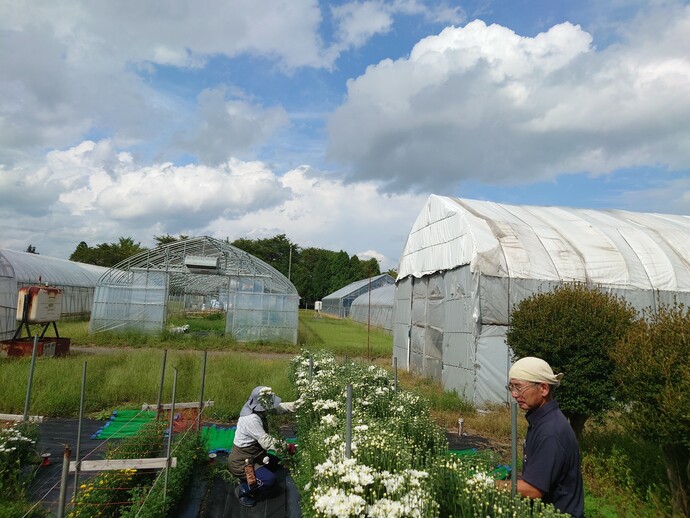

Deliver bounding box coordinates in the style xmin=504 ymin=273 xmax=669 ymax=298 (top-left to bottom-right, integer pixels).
xmin=501 ymin=357 xmax=584 ymax=517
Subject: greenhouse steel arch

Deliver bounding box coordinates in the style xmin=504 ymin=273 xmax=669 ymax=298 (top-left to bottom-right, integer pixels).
xmin=89 ymin=236 xmax=299 ymax=343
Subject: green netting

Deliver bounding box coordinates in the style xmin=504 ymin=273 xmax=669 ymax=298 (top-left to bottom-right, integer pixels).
xmin=92 ymin=410 xmax=157 ymax=439
xmin=203 ymin=425 xmax=236 ymax=453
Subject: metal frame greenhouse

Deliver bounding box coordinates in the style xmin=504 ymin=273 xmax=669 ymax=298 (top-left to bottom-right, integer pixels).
xmin=0 ymin=248 xmax=109 ymax=341
xmin=89 ymin=236 xmax=299 ymax=343
xmin=322 ymin=274 xmax=395 ymax=318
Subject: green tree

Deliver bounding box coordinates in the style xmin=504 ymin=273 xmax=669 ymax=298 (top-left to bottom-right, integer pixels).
xmin=506 ymin=283 xmax=637 ymax=439
xmin=230 ymin=235 xmax=382 ymax=308
xmin=611 ymin=302 xmax=690 ymax=516
xmin=25 ymin=244 xmax=38 ymax=254
xmin=232 ymin=234 xmax=298 ymax=280
xmin=68 ymin=237 xmax=146 ymax=267
xmin=70 ymin=241 xmax=95 ymax=264
xmin=385 ymin=268 xmax=398 ymax=279
xmin=153 ymin=234 xmax=189 ymax=245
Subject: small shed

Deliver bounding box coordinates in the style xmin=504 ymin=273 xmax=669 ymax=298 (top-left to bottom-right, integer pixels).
xmin=394 ymin=195 xmax=690 ymax=406
xmin=322 ymin=274 xmax=395 ymax=318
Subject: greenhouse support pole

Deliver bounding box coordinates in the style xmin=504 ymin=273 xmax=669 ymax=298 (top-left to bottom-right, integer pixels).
xmin=345 ymin=384 xmax=352 ymax=459
xmin=510 ymin=399 xmax=517 ymax=497
xmin=308 ymin=355 xmax=313 ymax=383
xmin=393 ymin=357 xmax=398 ymax=392
xmin=164 ymin=367 xmax=178 ymax=503
xmin=367 ymin=275 xmax=371 ymax=361
xmin=198 ymin=351 xmax=207 ymax=430
xmin=57 ymin=445 xmax=71 ymax=518
xmin=288 ymin=245 xmax=292 ymax=281
xmin=156 ymin=349 xmax=168 ymax=420
xmin=23 ymin=335 xmax=39 ymax=421
xmin=73 ymin=361 xmax=87 ymax=502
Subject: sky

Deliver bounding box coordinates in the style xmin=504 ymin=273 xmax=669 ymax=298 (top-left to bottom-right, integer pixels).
xmin=1 ymin=0 xmax=690 ymax=271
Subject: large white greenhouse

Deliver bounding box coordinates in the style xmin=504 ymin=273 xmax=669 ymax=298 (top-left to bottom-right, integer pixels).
xmin=89 ymin=236 xmax=299 ymax=343
xmin=394 ymin=195 xmax=690 ymax=406
xmin=322 ymin=274 xmax=395 ymax=318
xmin=349 ymin=284 xmax=394 ymax=333
xmin=0 ymin=248 xmax=109 ymax=341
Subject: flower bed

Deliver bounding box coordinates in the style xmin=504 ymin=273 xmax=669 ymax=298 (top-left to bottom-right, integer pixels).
xmin=290 ymin=350 xmax=567 ymax=517
xmin=0 ymin=421 xmax=42 ymax=517
xmin=69 ymin=420 xmax=206 ymax=518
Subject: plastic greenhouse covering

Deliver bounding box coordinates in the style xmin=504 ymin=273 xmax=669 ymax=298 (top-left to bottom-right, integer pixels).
xmin=89 ymin=236 xmax=299 ymax=343
xmin=394 ymin=195 xmax=690 ymax=407
xmin=0 ymin=248 xmax=109 ymax=341
xmin=349 ymin=284 xmax=394 ymax=332
xmin=322 ymin=274 xmax=395 ymax=318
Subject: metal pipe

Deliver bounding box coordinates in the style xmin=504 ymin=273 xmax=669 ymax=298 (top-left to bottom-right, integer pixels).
xmin=156 ymin=349 xmax=168 ymax=420
xmin=56 ymin=445 xmax=71 ymax=518
xmin=367 ymin=275 xmax=371 ymax=361
xmin=309 ymin=355 xmax=313 ymax=383
xmin=393 ymin=357 xmax=398 ymax=392
xmin=73 ymin=361 xmax=87 ymax=501
xmin=345 ymin=384 xmax=352 ymax=459
xmin=198 ymin=351 xmax=207 ymax=430
xmin=23 ymin=335 xmax=39 ymax=421
xmin=511 ymin=399 xmax=518 ymax=497
xmin=164 ymin=367 xmax=178 ymax=503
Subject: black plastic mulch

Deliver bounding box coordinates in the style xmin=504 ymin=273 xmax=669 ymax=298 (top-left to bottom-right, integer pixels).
xmin=27 ymin=418 xmax=109 ymax=515
xmin=25 ymin=418 xmax=301 ymax=517
xmin=193 ymin=452 xmax=301 ymax=518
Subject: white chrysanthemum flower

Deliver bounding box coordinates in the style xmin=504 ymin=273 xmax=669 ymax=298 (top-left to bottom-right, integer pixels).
xmin=312 ymin=487 xmax=366 ymax=517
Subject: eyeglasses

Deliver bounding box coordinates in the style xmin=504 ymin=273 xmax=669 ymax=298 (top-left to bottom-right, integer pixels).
xmin=506 ymin=382 xmax=539 ymax=396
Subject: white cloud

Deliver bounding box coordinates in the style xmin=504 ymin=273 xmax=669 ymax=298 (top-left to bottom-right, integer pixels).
xmin=0 ymin=144 xmax=422 ymax=269
xmin=175 ymin=89 xmax=290 ymax=164
xmin=0 ymin=1 xmax=330 ymax=164
xmin=332 ymin=2 xmax=394 ymax=49
xmin=327 ymin=4 xmax=690 ymax=191
xmin=330 ymin=0 xmax=464 ymax=51
xmin=203 ymin=166 xmax=427 ymax=269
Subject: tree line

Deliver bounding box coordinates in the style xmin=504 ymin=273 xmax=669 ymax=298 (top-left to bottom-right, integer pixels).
xmin=68 ymin=234 xmax=392 ymax=307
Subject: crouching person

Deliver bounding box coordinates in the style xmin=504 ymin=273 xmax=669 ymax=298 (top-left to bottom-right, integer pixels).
xmin=228 ymin=386 xmax=297 ymax=507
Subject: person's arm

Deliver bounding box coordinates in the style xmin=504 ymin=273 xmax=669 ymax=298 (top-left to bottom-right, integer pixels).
xmin=277 ymin=401 xmax=298 ymax=413
xmin=496 ymin=479 xmax=544 ymax=499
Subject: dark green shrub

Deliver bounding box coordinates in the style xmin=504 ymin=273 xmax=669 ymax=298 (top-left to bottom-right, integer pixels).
xmin=506 ymin=283 xmax=637 ymax=438
xmin=611 ymin=302 xmax=690 ymax=516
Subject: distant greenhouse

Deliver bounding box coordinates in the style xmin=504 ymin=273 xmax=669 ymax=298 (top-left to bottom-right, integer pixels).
xmin=0 ymin=248 xmax=109 ymax=340
xmin=322 ymin=274 xmax=395 ymax=318
xmin=349 ymin=283 xmax=394 ymax=333
xmin=89 ymin=236 xmax=299 ymax=343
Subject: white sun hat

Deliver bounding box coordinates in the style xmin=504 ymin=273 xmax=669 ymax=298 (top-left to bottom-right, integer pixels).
xmin=509 ymin=357 xmax=564 ymax=386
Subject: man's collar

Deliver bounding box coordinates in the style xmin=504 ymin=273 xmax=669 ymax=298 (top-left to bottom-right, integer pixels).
xmin=525 ymin=398 xmax=558 ymax=424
